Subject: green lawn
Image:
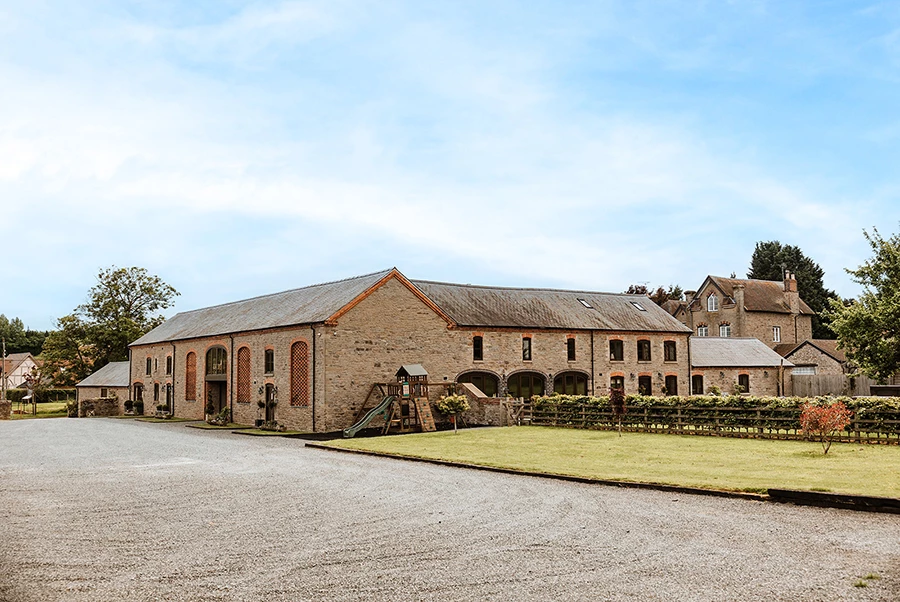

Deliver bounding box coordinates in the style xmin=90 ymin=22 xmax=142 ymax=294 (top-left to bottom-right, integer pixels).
xmin=136 ymin=417 xmax=197 ymax=423
xmin=324 ymin=426 xmax=900 ymax=498
xmin=186 ymin=423 xmax=251 ymax=430
xmin=9 ymin=402 xmax=68 ymax=420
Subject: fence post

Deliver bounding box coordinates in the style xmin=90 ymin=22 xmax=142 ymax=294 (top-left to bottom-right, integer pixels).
xmin=677 ymin=405 xmax=683 ymax=434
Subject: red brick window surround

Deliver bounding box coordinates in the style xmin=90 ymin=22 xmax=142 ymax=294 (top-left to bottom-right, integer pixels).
xmin=236 ymin=347 xmax=251 ymax=404
xmin=290 ymin=341 xmax=310 ymax=407
xmin=185 ymin=352 xmax=197 ymax=401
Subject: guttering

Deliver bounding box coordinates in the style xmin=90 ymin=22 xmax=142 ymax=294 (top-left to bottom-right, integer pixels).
xmin=590 ymin=331 xmax=595 ymax=396
xmin=311 ymin=325 xmax=317 ymax=432
xmin=229 ymin=335 xmax=234 ymax=420
xmin=171 ymin=343 xmax=176 ymax=417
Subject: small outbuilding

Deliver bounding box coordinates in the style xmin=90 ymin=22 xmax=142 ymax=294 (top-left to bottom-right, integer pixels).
xmin=690 ymin=337 xmax=794 ymax=396
xmin=76 ymin=361 xmax=131 ymax=413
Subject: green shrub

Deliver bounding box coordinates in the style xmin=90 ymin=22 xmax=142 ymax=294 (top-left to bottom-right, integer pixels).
xmin=134 ymin=400 xmax=144 ymax=415
xmin=5 ymin=389 xmax=27 ymax=403
xmin=66 ymin=401 xmax=78 ymax=417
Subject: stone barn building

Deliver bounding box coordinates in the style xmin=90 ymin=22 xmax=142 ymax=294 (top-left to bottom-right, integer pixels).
xmin=128 ymin=269 xmax=692 ymax=432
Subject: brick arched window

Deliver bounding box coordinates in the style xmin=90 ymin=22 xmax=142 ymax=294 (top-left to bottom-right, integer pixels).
xmin=290 ymin=341 xmax=310 ymax=407
xmin=185 ymin=352 xmax=197 ymax=401
xmin=236 ymin=346 xmax=251 ymax=403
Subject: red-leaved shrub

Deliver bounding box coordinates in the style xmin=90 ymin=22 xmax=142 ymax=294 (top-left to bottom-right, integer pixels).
xmin=800 ymin=401 xmax=853 ymax=454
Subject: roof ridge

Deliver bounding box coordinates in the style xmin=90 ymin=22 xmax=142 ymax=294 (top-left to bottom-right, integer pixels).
xmin=411 ymin=278 xmax=636 ymax=297
xmin=173 ymin=269 xmax=395 ymax=316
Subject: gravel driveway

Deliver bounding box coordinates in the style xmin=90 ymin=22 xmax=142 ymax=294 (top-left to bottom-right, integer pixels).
xmin=0 ymin=419 xmax=897 ymax=601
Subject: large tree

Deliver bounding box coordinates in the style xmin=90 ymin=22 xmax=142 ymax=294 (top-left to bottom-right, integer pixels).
xmin=40 ymin=267 xmax=179 ymax=384
xmin=747 ymin=241 xmax=839 ymax=339
xmin=826 ymin=227 xmax=900 ymax=383
xmin=0 ymin=315 xmax=49 ymax=356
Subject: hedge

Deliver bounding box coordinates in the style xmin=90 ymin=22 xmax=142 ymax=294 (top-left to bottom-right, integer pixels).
xmin=5 ymin=388 xmax=76 ymax=403
xmin=526 ymin=394 xmax=900 ymax=442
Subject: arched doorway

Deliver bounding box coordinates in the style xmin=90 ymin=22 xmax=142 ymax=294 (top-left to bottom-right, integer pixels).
xmin=457 ymin=371 xmax=499 ymax=397
xmin=553 ymin=371 xmax=588 ymax=396
xmin=205 ymin=346 xmax=228 ymax=414
xmin=507 ymin=372 xmax=545 ymax=400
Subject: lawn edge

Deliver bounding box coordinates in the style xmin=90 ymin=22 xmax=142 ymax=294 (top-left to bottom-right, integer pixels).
xmin=305 ymin=442 xmax=900 ymax=514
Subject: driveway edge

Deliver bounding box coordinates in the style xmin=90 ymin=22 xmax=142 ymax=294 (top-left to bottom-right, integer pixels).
xmin=305 ymin=443 xmax=900 ymax=514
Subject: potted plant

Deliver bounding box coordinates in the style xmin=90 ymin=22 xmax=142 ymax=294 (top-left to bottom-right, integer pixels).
xmin=124 ymin=399 xmax=134 ymax=415
xmin=134 ymin=400 xmax=144 ymax=415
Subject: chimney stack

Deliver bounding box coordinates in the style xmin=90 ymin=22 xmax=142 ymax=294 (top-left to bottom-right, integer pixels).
xmin=784 ymin=271 xmax=797 ymax=293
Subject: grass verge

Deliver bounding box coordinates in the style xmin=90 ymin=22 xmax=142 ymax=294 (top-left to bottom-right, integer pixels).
xmin=323 ymin=426 xmax=900 ymax=498
xmin=10 ymin=402 xmax=68 ymax=420
xmin=136 ymin=417 xmax=197 ymax=423
xmin=187 ymin=423 xmax=252 ymax=430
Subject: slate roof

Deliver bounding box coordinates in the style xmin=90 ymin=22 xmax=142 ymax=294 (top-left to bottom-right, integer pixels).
xmin=411 ymin=280 xmax=691 ymax=333
xmin=701 ymin=276 xmax=814 ymax=315
xmin=691 ymin=337 xmax=795 ymax=368
xmin=76 ymin=361 xmax=130 ymax=388
xmin=131 ymin=269 xmax=692 ymax=347
xmin=131 ymin=270 xmax=393 ymax=346
xmin=776 ymin=339 xmax=847 ymax=364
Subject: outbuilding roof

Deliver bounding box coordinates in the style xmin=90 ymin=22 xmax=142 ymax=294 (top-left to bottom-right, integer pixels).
xmin=76 ymin=361 xmax=130 ymax=388
xmin=690 ymin=337 xmax=795 ymax=368
xmin=775 ymin=339 xmax=847 ymax=364
xmin=411 ymin=280 xmax=691 ymax=333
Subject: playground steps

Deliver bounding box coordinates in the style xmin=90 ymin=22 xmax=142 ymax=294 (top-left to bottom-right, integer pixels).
xmin=414 ymin=397 xmax=436 ymax=432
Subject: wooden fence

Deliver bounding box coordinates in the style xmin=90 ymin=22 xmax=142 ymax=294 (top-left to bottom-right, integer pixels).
xmin=790 ymin=374 xmax=878 ymax=397
xmin=520 ymin=402 xmax=900 ymax=444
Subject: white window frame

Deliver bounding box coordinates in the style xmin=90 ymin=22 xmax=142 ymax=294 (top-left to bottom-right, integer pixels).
xmin=719 ymin=324 xmax=731 ymax=337
xmin=697 ymin=326 xmax=709 ymax=337
xmin=707 ymin=294 xmax=719 ymax=312
xmin=773 ymin=326 xmax=781 ymax=343
xmin=792 ymin=366 xmax=817 ymax=375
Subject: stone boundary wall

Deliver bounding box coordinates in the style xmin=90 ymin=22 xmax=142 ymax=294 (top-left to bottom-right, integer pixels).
xmin=0 ymin=400 xmax=10 ymax=420
xmin=78 ymin=398 xmax=121 ymax=418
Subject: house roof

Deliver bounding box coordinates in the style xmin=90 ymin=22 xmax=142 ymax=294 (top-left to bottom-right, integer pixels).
xmin=776 ymin=339 xmax=847 ymax=364
xmin=76 ymin=361 xmax=130 ymax=388
xmin=410 ymin=280 xmax=692 ymax=333
xmin=660 ymin=299 xmax=687 ymax=317
xmin=131 ymin=269 xmax=692 ymax=347
xmin=695 ymin=276 xmax=814 ymax=315
xmin=1 ymin=353 xmax=36 ymax=375
xmin=131 ymin=270 xmax=395 ymax=346
xmin=691 ymin=337 xmax=795 ymax=368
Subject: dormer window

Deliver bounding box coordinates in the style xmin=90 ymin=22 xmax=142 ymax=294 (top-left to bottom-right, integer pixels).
xmin=707 ymin=294 xmax=719 ymax=312
xmin=719 ymin=322 xmax=731 ymax=337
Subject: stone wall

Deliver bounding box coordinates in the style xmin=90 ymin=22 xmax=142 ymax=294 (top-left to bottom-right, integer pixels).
xmin=690 ymin=366 xmax=790 ymax=397
xmin=0 ymin=400 xmax=10 ymax=420
xmin=76 ymin=386 xmax=129 ymax=414
xmin=786 ymin=345 xmax=844 ymax=375
xmin=78 ymin=398 xmax=121 ymax=417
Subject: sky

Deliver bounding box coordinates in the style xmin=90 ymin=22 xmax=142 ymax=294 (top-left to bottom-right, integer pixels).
xmin=2 ymin=0 xmax=900 ymax=331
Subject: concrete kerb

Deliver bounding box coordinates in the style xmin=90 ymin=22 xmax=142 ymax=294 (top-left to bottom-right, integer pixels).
xmin=305 ymin=442 xmax=900 ymax=515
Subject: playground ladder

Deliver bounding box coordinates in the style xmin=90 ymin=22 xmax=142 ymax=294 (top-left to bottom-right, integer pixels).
xmin=414 ymin=397 xmax=436 ymax=432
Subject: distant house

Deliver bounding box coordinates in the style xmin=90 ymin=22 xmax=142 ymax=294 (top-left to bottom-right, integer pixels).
xmin=75 ymin=362 xmax=130 ymax=411
xmin=1 ymin=353 xmax=39 ymax=389
xmin=690 ymin=337 xmax=794 ymax=396
xmin=673 ymin=273 xmax=814 ymax=349
xmin=775 ymin=339 xmax=847 ymax=376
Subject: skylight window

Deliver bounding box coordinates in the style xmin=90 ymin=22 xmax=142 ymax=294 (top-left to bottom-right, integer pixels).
xmin=578 ymin=298 xmax=593 ymax=309
xmin=630 ymin=301 xmax=647 ymax=311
